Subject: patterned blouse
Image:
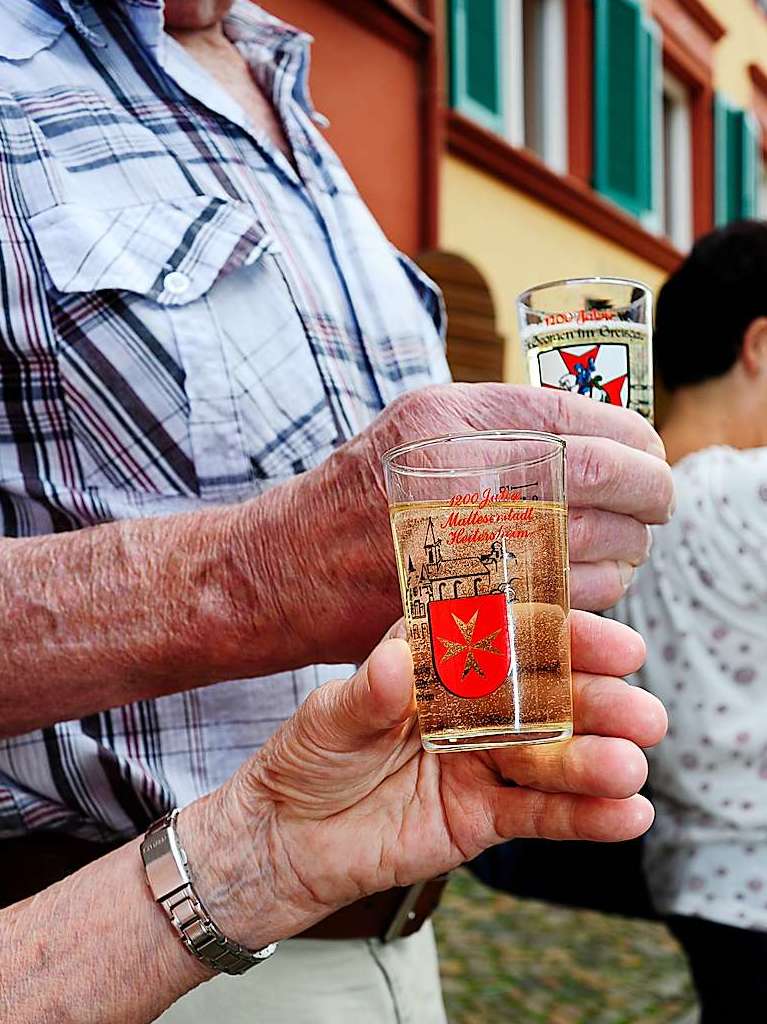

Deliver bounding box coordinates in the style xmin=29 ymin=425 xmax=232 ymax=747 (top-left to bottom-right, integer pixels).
xmin=616 ymin=446 xmax=767 ymax=931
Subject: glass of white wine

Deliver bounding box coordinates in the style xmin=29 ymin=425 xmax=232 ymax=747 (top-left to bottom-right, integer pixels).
xmin=518 ymin=277 xmax=654 ymax=421
xmin=383 ymin=430 xmax=572 ymax=754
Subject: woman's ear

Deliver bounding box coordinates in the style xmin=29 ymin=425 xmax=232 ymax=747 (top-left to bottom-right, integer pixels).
xmin=740 ymin=317 xmax=767 ymax=377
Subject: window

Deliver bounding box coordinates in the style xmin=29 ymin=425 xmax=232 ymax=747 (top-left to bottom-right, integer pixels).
xmin=592 ymin=0 xmax=660 ymax=221
xmin=507 ymin=0 xmax=568 ymax=170
xmin=715 ymin=95 xmax=760 ymax=225
xmin=659 ymin=72 xmax=693 ymax=250
xmin=448 ymin=0 xmax=567 ymax=171
xmin=448 ymin=0 xmax=505 ymax=133
xmin=759 ymin=156 xmax=767 ymax=219
xmin=747 ymin=65 xmax=767 ymax=219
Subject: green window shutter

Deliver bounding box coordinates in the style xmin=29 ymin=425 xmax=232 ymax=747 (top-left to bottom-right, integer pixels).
xmin=743 ymin=113 xmax=760 ymax=218
xmin=448 ymin=0 xmax=504 ymax=133
xmin=593 ymin=0 xmax=658 ymax=219
xmin=714 ymin=94 xmax=726 ymax=225
xmin=715 ymin=97 xmax=761 ymax=224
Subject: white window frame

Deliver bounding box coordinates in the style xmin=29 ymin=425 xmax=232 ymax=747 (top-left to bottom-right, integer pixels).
xmin=759 ymin=152 xmax=767 ymax=219
xmin=502 ymin=0 xmax=568 ymax=173
xmin=658 ymin=70 xmax=693 ymax=250
xmin=504 ymin=0 xmax=525 ymax=148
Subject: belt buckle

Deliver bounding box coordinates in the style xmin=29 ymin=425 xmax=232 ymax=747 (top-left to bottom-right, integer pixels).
xmin=382 ymin=881 xmax=427 ymax=943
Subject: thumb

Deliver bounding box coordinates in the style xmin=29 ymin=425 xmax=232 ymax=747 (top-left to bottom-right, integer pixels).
xmin=245 ymin=635 xmax=418 ymax=818
xmin=309 ymin=636 xmax=416 ymax=754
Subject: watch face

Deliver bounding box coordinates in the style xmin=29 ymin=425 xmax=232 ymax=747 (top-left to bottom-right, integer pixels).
xmin=141 ymin=815 xmax=190 ymax=899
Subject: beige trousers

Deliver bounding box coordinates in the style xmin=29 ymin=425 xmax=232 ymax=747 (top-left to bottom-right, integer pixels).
xmin=156 ymin=922 xmax=447 ymax=1024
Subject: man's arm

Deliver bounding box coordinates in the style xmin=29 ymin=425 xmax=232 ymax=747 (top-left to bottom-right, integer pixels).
xmin=0 ymin=384 xmax=675 ymax=738
xmin=3 ymin=833 xmax=208 ymax=1024
xmin=0 ymin=486 xmax=309 ymax=737
xmin=2 ymin=616 xmax=666 ymax=1024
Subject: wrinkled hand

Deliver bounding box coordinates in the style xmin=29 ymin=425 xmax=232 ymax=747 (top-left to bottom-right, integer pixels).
xmin=214 ymin=613 xmax=666 ymax=947
xmin=281 ymin=384 xmax=674 ymax=664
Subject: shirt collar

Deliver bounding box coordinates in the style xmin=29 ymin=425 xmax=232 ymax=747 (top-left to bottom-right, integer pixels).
xmin=45 ymin=0 xmax=104 ymax=45
xmin=0 ymin=0 xmax=97 ymax=59
xmin=117 ymin=1 xmax=314 ymax=69
xmin=0 ymin=1 xmax=321 ymax=121
xmin=224 ymin=1 xmax=323 ymax=124
xmin=59 ymin=0 xmax=314 ymax=55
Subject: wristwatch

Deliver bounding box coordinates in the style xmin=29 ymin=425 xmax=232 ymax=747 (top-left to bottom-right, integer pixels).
xmin=141 ymin=808 xmax=278 ymax=975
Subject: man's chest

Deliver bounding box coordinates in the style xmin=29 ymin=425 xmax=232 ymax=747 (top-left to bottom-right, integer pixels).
xmin=0 ymin=39 xmax=447 ymax=523
xmin=170 ymin=39 xmax=294 ymax=162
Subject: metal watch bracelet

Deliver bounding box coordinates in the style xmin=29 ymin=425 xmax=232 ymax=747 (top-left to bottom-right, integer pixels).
xmin=141 ymin=809 xmax=278 ymax=976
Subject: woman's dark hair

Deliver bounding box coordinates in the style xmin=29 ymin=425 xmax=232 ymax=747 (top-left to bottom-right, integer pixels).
xmin=655 ymin=220 xmax=767 ymax=391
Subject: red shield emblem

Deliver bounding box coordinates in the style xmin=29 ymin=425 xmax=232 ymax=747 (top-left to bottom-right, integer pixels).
xmin=428 ymin=594 xmax=511 ymax=699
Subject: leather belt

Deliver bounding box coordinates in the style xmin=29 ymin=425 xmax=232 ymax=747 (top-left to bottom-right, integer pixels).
xmin=297 ymin=876 xmax=450 ymax=942
xmin=0 ymin=831 xmax=449 ymax=942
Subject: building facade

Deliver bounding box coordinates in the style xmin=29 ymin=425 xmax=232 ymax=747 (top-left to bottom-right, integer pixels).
xmin=269 ymin=1 xmax=767 ymax=391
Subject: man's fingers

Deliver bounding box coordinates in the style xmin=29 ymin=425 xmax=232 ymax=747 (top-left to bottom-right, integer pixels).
xmin=569 ymin=509 xmax=651 ymax=566
xmin=568 ymin=507 xmax=650 ymax=607
xmin=490 ymin=789 xmax=655 ymax=843
xmin=489 ymin=735 xmax=648 ymax=799
xmin=449 ymin=384 xmax=665 ymax=457
xmin=368 ymin=637 xmax=418 ymax=723
xmin=308 ymin=637 xmax=415 ymax=753
xmin=570 ymin=561 xmax=636 ymax=611
xmin=570 ymin=610 xmax=646 ymax=676
xmin=565 ymin=435 xmax=675 ymax=522
xmin=347 ymin=637 xmax=415 ymax=734
xmin=573 ymin=673 xmax=667 ymax=749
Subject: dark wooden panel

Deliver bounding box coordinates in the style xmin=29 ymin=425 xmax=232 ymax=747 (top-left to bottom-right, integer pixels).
xmin=418 ymin=250 xmax=505 ymax=382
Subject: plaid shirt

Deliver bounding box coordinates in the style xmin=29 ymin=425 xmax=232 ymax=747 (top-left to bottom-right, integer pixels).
xmin=0 ymin=0 xmax=448 ymax=841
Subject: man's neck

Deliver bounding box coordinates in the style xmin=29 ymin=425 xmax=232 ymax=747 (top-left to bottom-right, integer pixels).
xmin=163 ymin=1 xmax=233 ymax=33
xmin=661 ymin=373 xmax=767 ymax=465
xmin=165 ymin=6 xmax=296 ymax=163
xmin=166 ymin=17 xmax=231 ymax=52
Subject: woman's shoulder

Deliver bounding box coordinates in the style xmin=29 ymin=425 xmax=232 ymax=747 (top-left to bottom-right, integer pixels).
xmin=672 ymin=445 xmax=767 ymax=510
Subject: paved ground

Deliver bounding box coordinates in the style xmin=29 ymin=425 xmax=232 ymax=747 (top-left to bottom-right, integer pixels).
xmin=433 ymin=870 xmax=698 ymax=1024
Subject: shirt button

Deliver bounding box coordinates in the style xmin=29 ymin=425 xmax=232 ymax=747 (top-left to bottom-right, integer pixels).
xmin=163 ymin=271 xmax=191 ymax=296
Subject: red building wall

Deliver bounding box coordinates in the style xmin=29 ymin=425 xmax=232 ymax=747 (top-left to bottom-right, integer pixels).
xmin=267 ymin=1 xmax=432 ymax=253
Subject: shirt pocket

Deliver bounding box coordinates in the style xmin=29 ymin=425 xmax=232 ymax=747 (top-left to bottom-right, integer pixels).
xmin=27 ymin=196 xmax=340 ymax=504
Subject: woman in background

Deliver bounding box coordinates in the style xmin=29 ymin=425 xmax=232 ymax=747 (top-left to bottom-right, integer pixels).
xmin=616 ymin=221 xmax=767 ymax=1022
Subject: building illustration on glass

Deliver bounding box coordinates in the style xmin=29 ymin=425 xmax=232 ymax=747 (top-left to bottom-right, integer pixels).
xmin=406 ymin=518 xmax=517 ymax=638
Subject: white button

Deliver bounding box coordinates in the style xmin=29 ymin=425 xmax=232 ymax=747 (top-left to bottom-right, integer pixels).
xmin=163 ymin=271 xmax=191 ymax=296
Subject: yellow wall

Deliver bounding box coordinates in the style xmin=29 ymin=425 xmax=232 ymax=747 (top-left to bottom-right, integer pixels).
xmin=440 ymin=157 xmax=668 ymax=383
xmin=705 ymin=0 xmax=767 ymax=104
xmin=439 ymin=0 xmax=766 ymax=384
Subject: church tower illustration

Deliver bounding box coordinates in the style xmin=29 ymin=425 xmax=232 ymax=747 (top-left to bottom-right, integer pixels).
xmin=424 ymin=517 xmax=442 ymax=566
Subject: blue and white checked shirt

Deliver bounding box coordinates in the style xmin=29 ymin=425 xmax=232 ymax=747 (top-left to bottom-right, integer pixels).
xmin=0 ymin=0 xmax=449 ymax=841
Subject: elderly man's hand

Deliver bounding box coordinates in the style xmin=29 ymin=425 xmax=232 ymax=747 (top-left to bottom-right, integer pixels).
xmin=189 ymin=612 xmax=666 ymax=950
xmin=270 ymin=383 xmax=674 ymax=664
